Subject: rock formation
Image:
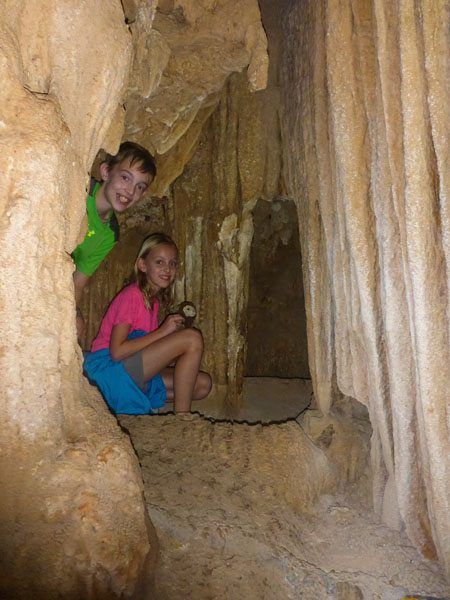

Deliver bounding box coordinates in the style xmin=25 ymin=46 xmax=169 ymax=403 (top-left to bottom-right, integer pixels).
xmin=0 ymin=1 xmax=153 ymax=597
xmin=124 ymin=0 xmax=268 ymax=155
xmin=281 ymin=0 xmax=449 ymax=573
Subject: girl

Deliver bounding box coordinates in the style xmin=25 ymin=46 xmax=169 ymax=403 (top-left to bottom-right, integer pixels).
xmin=83 ymin=232 xmax=212 ymax=414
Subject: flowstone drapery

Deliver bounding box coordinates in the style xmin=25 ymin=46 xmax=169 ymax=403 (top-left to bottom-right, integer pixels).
xmin=281 ymin=0 xmax=449 ymax=572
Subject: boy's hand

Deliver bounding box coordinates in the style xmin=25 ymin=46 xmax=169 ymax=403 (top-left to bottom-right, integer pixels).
xmin=159 ymin=314 xmax=185 ymax=336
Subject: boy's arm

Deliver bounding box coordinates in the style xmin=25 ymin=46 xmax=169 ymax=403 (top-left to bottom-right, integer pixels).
xmin=73 ymin=269 xmax=90 ymax=306
xmin=73 ymin=270 xmax=90 ymax=347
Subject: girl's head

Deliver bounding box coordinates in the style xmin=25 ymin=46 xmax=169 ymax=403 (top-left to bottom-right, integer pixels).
xmin=134 ymin=233 xmax=178 ymax=309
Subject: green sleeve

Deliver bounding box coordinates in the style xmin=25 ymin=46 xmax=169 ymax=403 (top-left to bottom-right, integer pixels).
xmin=71 ymin=185 xmax=118 ymax=276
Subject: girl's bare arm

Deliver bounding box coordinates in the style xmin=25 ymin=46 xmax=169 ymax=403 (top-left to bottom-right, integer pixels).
xmin=109 ymin=314 xmax=184 ymax=361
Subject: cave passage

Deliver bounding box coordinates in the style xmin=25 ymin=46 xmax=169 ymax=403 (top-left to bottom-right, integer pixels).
xmin=246 ymin=198 xmax=310 ymax=379
xmin=1 ymin=0 xmax=449 ymax=597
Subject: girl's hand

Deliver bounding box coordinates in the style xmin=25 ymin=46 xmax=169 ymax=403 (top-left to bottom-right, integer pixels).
xmin=159 ymin=313 xmax=185 ymax=336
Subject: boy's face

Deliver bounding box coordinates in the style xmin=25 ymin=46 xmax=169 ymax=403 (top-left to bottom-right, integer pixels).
xmin=100 ymin=158 xmax=152 ymax=213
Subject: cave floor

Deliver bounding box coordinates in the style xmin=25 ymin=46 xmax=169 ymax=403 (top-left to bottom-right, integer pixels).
xmin=120 ymin=414 xmax=450 ymax=600
xmin=163 ymin=376 xmax=313 ymax=423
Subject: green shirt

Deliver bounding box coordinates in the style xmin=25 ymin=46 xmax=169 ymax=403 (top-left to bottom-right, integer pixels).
xmin=71 ymin=182 xmax=120 ymax=277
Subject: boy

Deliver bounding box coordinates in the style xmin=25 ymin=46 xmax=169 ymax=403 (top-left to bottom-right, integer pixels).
xmin=72 ymin=141 xmax=156 ymax=343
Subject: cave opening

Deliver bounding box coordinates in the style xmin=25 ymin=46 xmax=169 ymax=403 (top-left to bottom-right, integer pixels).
xmin=240 ymin=197 xmax=312 ymax=422
xmin=246 ymin=198 xmax=309 ymax=381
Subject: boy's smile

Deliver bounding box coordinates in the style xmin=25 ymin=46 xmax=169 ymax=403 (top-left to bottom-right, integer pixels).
xmin=96 ymin=158 xmax=152 ymax=220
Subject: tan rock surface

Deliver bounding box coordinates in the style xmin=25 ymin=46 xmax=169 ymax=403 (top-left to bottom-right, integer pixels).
xmin=122 ymin=413 xmax=449 ymax=599
xmin=281 ymin=0 xmax=450 ymax=573
xmin=166 ymin=50 xmax=287 ymax=407
xmin=0 ymin=2 xmax=156 ymax=597
xmin=161 ymin=0 xmax=286 ymax=407
xmin=125 ymin=0 xmax=268 ymax=156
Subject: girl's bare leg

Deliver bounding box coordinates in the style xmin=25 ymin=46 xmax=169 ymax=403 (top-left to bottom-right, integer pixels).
xmin=140 ymin=328 xmax=205 ymax=412
xmin=160 ymin=368 xmax=212 ymax=403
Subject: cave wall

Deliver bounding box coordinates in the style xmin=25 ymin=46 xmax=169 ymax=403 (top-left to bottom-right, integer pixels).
xmin=2 ymin=2 xmax=447 ymax=596
xmin=165 ymin=0 xmax=289 ymax=408
xmin=0 ymin=2 xmax=158 ymax=598
xmin=280 ymin=0 xmax=449 ymax=571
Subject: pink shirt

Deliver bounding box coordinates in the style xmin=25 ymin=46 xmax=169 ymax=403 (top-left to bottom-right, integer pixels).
xmin=91 ymin=283 xmax=159 ymax=352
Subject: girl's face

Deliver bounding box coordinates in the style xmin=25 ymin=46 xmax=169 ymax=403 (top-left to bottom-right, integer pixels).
xmin=137 ymin=243 xmax=178 ymax=291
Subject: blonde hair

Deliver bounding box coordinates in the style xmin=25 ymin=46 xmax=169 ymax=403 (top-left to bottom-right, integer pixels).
xmin=134 ymin=232 xmax=178 ymax=312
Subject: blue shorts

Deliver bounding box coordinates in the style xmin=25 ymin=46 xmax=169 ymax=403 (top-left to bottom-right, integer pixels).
xmin=83 ymin=330 xmax=166 ymax=415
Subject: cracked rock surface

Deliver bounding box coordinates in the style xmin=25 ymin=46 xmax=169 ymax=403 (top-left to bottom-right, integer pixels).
xmin=121 ymin=414 xmax=450 ymax=599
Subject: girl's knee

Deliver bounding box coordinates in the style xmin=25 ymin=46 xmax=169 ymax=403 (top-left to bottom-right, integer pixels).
xmin=195 ymin=372 xmax=212 ymax=400
xmin=183 ymin=327 xmax=203 ymax=350
xmin=203 ymin=373 xmax=212 ymax=396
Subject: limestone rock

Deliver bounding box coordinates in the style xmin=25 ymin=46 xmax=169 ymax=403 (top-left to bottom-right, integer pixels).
xmin=125 ymin=0 xmax=269 ymax=155
xmin=121 ymin=414 xmax=340 ymax=517
xmin=0 ymin=2 xmax=156 ymax=597
xmin=335 ymin=581 xmax=364 ymax=600
xmin=122 ymin=414 xmax=449 ymax=599
xmin=281 ymin=0 xmax=450 ymax=573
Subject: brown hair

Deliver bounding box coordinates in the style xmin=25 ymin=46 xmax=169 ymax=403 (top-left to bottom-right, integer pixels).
xmin=104 ymin=141 xmax=156 ymax=179
xmin=134 ymin=232 xmax=178 ymax=312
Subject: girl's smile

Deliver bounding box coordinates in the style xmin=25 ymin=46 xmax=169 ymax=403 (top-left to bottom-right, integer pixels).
xmin=137 ymin=243 xmax=178 ymax=291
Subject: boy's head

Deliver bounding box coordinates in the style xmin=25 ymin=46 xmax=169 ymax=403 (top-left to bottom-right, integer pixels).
xmin=99 ymin=141 xmax=157 ymax=214
xmin=104 ymin=141 xmax=156 ymax=179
